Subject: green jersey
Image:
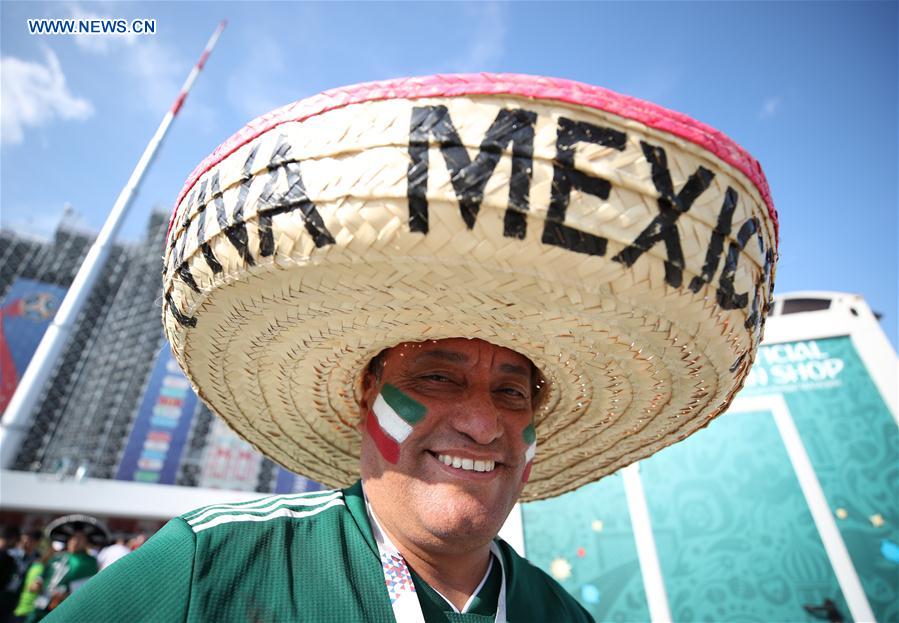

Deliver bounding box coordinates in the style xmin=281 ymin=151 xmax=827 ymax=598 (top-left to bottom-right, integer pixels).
xmin=46 ymin=482 xmax=592 ymax=622
xmin=32 ymin=551 xmax=97 ymax=620
xmin=14 ymin=562 xmax=45 ymax=616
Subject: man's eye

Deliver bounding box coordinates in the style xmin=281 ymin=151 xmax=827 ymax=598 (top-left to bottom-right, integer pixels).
xmin=422 ymin=374 xmax=451 ymax=383
xmin=498 ymin=387 xmax=527 ymax=399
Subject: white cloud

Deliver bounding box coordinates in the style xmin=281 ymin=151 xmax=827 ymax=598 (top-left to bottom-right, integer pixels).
xmin=365 ymin=2 xmax=509 ymax=83
xmin=61 ymin=3 xmax=191 ymax=115
xmin=134 ymin=40 xmax=217 ymax=133
xmin=0 ymin=205 xmax=68 ymax=241
xmin=115 ymin=31 xmax=215 ymax=130
xmin=66 ymin=2 xmax=138 ymax=53
xmin=759 ymin=96 xmax=782 ymax=120
xmin=129 ymin=39 xmax=188 ymax=113
xmin=618 ymin=65 xmax=685 ymax=105
xmin=1 ymin=48 xmax=94 ymax=145
xmin=226 ymin=37 xmax=295 ymax=119
xmin=226 ymin=3 xmax=508 ymax=122
xmin=444 ymin=2 xmax=508 ymax=72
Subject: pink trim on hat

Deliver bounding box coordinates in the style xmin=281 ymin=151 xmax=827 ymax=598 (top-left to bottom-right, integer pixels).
xmin=169 ymin=73 xmax=777 ymax=244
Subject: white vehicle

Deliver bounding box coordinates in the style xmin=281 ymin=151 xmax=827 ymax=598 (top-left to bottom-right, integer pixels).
xmin=521 ymin=292 xmax=897 ymax=622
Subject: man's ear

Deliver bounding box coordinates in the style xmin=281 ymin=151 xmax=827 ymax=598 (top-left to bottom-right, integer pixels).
xmin=358 ymin=369 xmax=379 ymax=422
xmin=359 ymin=348 xmax=387 ymax=427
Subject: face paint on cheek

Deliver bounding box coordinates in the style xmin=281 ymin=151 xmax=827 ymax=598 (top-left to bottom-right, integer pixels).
xmin=522 ymin=423 xmax=537 ymax=483
xmin=368 ymin=384 xmax=427 ymax=464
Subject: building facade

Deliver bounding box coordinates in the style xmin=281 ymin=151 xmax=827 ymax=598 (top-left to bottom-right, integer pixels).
xmin=0 ymin=213 xmax=315 ymax=498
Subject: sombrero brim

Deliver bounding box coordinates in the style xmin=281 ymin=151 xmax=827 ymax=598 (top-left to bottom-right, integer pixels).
xmin=45 ymin=514 xmax=110 ymax=547
xmin=162 ymin=74 xmax=777 ymax=502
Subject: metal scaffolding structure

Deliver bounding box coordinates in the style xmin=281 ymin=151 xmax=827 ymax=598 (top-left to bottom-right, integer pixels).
xmin=0 ymin=214 xmax=290 ymax=493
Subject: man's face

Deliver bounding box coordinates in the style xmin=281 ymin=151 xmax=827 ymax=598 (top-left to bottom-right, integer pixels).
xmin=359 ymin=338 xmax=537 ymax=550
xmin=66 ymin=532 xmax=87 ymax=553
xmin=20 ymin=534 xmax=36 ymax=554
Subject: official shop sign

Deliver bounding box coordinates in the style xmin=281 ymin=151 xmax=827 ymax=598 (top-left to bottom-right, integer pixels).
xmin=744 ymin=340 xmax=847 ymax=391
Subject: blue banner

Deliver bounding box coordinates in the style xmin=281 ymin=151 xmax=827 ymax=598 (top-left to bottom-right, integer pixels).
xmin=274 ymin=468 xmax=325 ymax=494
xmin=116 ymin=347 xmax=197 ymax=484
xmin=1 ymin=278 xmax=68 ymax=413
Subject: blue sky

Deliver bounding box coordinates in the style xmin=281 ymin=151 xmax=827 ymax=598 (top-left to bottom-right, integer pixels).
xmin=1 ymin=1 xmax=897 ymax=347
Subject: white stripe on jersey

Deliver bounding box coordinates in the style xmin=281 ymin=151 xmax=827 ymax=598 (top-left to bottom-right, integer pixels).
xmin=183 ymin=488 xmax=339 ymax=520
xmin=186 ymin=490 xmax=341 ymax=526
xmin=190 ymin=498 xmax=346 ymax=532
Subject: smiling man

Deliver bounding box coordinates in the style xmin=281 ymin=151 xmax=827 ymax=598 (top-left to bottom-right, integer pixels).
xmin=46 ymin=338 xmax=592 ymax=623
xmin=46 ymin=75 xmax=777 ymax=622
xmin=358 ymin=339 xmax=577 ymax=618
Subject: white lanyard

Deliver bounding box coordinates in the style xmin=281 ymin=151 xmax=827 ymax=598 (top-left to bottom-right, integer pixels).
xmin=365 ymin=499 xmax=508 ymax=623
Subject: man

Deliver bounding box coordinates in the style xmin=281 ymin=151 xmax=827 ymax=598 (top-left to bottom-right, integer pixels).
xmin=11 ymin=544 xmax=52 ymax=623
xmin=358 ymin=338 xmax=567 ymax=618
xmin=95 ymin=536 xmax=131 ymax=571
xmin=1 ymin=530 xmax=40 ymax=623
xmin=125 ymin=533 xmax=146 ymax=552
xmin=47 ymin=74 xmax=777 ymax=621
xmin=45 ymin=338 xmax=590 ymax=621
xmin=0 ymin=527 xmax=21 ymax=622
xmin=28 ymin=532 xmax=97 ymax=621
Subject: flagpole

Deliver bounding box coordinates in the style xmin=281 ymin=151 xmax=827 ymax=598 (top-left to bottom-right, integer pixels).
xmin=0 ymin=21 xmax=227 ymax=469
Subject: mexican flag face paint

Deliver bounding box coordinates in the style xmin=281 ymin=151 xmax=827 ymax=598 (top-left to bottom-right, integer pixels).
xmin=522 ymin=423 xmax=537 ymax=483
xmin=367 ymin=384 xmax=427 ymax=464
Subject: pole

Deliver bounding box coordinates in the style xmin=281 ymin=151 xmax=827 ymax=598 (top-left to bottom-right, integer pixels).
xmin=0 ymin=21 xmax=227 ymax=469
xmin=623 ymin=463 xmax=672 ymax=623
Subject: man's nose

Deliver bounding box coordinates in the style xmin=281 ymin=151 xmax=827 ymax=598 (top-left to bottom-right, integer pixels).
xmin=451 ymin=390 xmax=503 ymax=445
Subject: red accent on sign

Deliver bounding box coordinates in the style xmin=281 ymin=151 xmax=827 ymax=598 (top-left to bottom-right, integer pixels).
xmin=366 ymin=410 xmax=400 ymax=464
xmin=577 ymin=547 xmax=586 ymax=558
xmin=157 ymin=396 xmax=183 ymax=407
xmin=521 ymin=461 xmax=533 ymax=484
xmin=0 ymin=300 xmax=27 ymax=412
xmin=0 ymin=318 xmax=19 ymax=413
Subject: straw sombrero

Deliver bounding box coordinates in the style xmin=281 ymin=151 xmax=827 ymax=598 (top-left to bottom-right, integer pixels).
xmin=45 ymin=514 xmax=110 ymax=548
xmin=162 ymin=74 xmax=777 ymax=502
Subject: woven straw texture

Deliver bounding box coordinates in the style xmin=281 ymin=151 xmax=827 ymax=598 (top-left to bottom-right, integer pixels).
xmin=162 ymin=75 xmax=777 ymax=502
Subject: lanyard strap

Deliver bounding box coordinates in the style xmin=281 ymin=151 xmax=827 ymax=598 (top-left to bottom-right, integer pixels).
xmin=366 ymin=500 xmax=507 ymax=623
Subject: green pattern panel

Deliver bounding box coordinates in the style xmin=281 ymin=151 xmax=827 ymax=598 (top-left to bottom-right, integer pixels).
xmin=522 ymin=475 xmax=649 ymax=621
xmin=641 ymin=409 xmax=847 ymax=622
xmin=742 ymin=336 xmax=899 ymax=621
xmin=521 ymin=336 xmax=896 ymax=621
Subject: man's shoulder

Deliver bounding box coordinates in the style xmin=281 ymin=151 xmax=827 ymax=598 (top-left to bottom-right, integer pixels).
xmin=496 ymin=539 xmax=595 ymax=622
xmin=178 ymin=488 xmax=347 ymax=536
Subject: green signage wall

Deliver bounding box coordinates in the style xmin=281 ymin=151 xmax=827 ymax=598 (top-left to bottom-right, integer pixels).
xmin=522 ymin=336 xmax=898 ymax=622
xmin=522 ymin=476 xmax=650 ymax=621
xmin=640 ymin=408 xmax=845 ymax=621
xmin=741 ymin=336 xmax=898 ymax=621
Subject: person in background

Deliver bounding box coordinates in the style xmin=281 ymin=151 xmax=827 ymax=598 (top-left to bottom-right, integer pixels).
xmin=0 ymin=530 xmax=41 ymax=623
xmin=26 ymin=532 xmax=97 ymax=622
xmin=126 ymin=533 xmax=147 ymax=552
xmin=11 ymin=547 xmax=52 ymax=623
xmin=10 ymin=532 xmax=40 ymax=572
xmin=0 ymin=526 xmax=21 ymax=623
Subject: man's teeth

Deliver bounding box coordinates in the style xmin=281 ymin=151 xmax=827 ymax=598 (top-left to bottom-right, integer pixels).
xmin=437 ymin=454 xmax=496 ymax=473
